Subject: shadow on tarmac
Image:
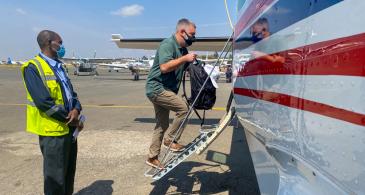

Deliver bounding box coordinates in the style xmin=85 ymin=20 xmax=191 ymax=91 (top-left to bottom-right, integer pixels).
xmin=75 ymin=180 xmax=114 ymax=195
xmin=93 ymin=77 xmax=147 ymax=81
xmin=149 ymin=119 xmax=260 ymax=195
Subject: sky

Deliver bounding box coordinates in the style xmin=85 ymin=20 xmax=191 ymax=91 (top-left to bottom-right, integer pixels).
xmin=0 ymin=0 xmax=238 ymax=60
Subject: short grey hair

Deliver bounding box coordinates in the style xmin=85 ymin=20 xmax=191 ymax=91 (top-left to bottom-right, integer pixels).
xmin=37 ymin=30 xmax=59 ymax=49
xmin=176 ymin=18 xmax=196 ymax=32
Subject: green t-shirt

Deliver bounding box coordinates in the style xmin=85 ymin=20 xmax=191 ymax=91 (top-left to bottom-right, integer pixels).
xmin=145 ymin=35 xmax=188 ymax=98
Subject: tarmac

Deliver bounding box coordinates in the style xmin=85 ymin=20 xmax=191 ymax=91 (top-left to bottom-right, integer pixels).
xmin=0 ymin=65 xmax=260 ymax=195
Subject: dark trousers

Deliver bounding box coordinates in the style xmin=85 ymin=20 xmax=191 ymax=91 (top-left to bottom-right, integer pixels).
xmin=39 ymin=129 xmax=77 ymax=195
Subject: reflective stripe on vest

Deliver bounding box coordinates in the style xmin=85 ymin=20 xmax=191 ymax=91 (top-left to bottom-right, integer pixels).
xmin=45 ymin=75 xmax=57 ymax=81
xmin=45 ymin=104 xmax=64 ymax=116
xmin=32 ymin=59 xmax=50 ymax=93
xmin=21 ymin=55 xmax=69 ymax=136
xmin=27 ymin=100 xmax=36 ymax=107
xmin=27 ymin=99 xmax=65 ymax=117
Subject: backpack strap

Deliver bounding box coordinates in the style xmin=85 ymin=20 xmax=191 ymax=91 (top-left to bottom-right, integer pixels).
xmin=182 ymin=67 xmax=188 ymax=101
xmin=182 ymin=63 xmax=204 ymax=124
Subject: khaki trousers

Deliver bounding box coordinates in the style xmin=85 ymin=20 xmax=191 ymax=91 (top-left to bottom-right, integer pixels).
xmin=148 ymin=90 xmax=188 ymax=158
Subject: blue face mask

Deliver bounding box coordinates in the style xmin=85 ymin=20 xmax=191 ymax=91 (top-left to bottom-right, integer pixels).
xmin=56 ymin=44 xmax=66 ymax=58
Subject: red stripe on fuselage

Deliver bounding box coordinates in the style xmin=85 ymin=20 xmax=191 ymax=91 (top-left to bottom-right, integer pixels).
xmin=235 ymin=0 xmax=276 ymax=39
xmin=238 ymin=33 xmax=365 ymax=77
xmin=234 ymin=88 xmax=365 ymax=126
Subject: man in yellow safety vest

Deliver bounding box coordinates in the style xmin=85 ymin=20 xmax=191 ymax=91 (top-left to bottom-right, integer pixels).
xmin=21 ymin=30 xmax=83 ymax=195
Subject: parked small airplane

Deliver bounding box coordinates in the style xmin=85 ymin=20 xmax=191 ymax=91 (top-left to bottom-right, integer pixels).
xmin=127 ymin=58 xmax=154 ymax=80
xmin=7 ymin=57 xmax=12 ymax=64
xmin=98 ymin=61 xmax=129 ymax=72
xmin=72 ymin=58 xmax=98 ymax=76
xmin=5 ymin=57 xmax=25 ymax=65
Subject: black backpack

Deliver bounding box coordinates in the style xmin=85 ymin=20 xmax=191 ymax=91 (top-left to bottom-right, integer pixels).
xmin=183 ymin=60 xmax=217 ymax=111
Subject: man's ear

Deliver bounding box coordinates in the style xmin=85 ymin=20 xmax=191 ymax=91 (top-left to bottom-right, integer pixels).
xmin=48 ymin=42 xmax=55 ymax=52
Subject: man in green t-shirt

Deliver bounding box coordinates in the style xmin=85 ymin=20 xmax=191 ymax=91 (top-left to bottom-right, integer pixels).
xmin=145 ymin=18 xmax=197 ymax=169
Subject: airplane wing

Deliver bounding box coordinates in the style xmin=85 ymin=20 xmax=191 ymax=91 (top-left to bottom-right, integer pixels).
xmin=111 ymin=34 xmax=238 ymax=51
xmin=98 ymin=63 xmax=129 ymax=69
xmin=200 ymin=58 xmax=231 ymax=63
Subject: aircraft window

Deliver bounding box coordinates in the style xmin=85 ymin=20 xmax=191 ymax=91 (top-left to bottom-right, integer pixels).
xmin=235 ymin=0 xmax=312 ymax=44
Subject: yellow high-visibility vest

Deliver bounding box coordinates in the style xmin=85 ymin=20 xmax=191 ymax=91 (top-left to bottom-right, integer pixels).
xmin=21 ymin=55 xmax=69 ymax=136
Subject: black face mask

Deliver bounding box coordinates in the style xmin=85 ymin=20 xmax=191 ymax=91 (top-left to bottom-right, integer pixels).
xmin=251 ymin=32 xmax=264 ymax=43
xmin=184 ymin=32 xmax=196 ymax=46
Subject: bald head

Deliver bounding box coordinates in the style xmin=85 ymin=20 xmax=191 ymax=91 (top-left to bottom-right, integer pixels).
xmin=36 ymin=30 xmax=63 ymax=59
xmin=37 ymin=30 xmax=60 ymax=50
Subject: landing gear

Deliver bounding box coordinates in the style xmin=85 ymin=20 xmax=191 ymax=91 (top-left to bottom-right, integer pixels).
xmin=134 ymin=73 xmax=140 ymax=81
xmin=133 ymin=70 xmax=140 ymax=81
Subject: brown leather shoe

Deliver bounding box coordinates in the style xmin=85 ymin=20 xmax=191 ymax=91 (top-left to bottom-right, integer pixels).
xmin=163 ymin=139 xmax=185 ymax=152
xmin=146 ymin=157 xmax=164 ymax=169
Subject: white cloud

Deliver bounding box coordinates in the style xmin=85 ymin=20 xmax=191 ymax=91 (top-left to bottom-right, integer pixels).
xmin=111 ymin=4 xmax=144 ymax=17
xmin=16 ymin=8 xmax=27 ymax=15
